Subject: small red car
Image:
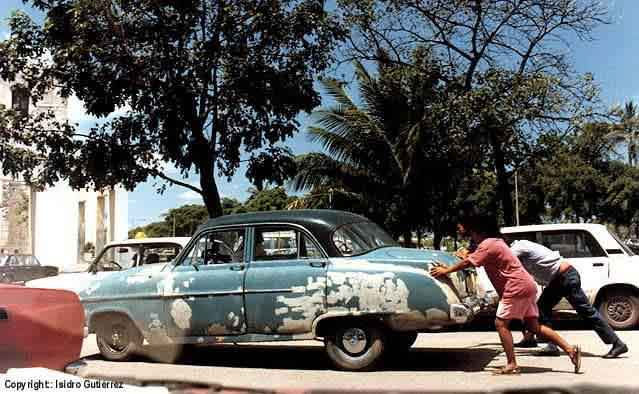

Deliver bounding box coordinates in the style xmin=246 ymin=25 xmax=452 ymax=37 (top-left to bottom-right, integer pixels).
xmin=0 ymin=284 xmax=85 ymax=372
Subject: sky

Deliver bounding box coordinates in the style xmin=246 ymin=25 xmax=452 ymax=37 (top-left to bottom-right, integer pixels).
xmin=1 ymin=0 xmax=638 ymax=228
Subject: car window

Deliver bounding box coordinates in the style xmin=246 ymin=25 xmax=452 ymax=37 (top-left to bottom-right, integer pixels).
xmin=182 ymin=230 xmax=244 ymax=266
xmin=540 ymin=230 xmax=606 ymax=259
xmin=502 ymin=231 xmax=537 ymax=244
xmin=141 ymin=244 xmax=182 ymax=265
xmin=332 ymin=221 xmax=397 ymax=256
xmin=300 ymin=233 xmax=323 ymax=259
xmin=95 ymin=245 xmax=142 ymax=271
xmin=254 ymin=228 xmax=298 ymax=261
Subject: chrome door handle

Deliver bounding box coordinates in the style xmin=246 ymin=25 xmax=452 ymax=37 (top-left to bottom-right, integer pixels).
xmin=309 ymin=261 xmax=326 ymax=268
xmin=230 ymin=264 xmax=245 ymax=271
xmin=593 ymin=262 xmax=604 ymax=267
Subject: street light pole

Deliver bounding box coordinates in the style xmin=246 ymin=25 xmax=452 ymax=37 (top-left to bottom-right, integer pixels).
xmin=515 ymin=170 xmax=520 ymax=226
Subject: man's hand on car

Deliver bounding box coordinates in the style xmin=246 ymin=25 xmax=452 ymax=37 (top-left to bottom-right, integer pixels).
xmin=429 ymin=262 xmax=450 ymax=278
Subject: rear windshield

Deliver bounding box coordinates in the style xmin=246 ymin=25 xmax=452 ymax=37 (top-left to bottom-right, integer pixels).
xmin=332 ymin=221 xmax=397 ymax=256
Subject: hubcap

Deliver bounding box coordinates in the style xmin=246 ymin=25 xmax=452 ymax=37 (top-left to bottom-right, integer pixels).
xmin=607 ymin=296 xmax=633 ymax=323
xmin=108 ymin=325 xmax=128 ymax=351
xmin=341 ymin=328 xmax=367 ymax=355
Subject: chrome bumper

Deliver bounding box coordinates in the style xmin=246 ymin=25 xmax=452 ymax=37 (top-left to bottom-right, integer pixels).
xmin=450 ymin=296 xmax=484 ymax=324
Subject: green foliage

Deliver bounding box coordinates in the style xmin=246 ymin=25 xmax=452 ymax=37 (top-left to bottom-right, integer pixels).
xmin=0 ymin=1 xmax=345 ymax=217
xmin=292 ymin=48 xmax=476 ymax=243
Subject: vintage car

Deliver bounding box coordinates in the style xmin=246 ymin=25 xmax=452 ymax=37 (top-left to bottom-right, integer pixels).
xmin=27 ymin=237 xmax=189 ymax=293
xmin=0 ymin=254 xmax=58 ymax=283
xmin=0 ymin=284 xmax=85 ymax=372
xmin=78 ymin=210 xmax=485 ymax=371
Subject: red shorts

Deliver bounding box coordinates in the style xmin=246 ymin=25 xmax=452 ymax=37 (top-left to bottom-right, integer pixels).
xmin=496 ymin=295 xmax=539 ymax=321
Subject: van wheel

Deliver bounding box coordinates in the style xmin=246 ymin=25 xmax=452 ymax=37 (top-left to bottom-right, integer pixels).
xmin=598 ymin=290 xmax=639 ymax=330
xmin=325 ymin=323 xmax=385 ymax=371
xmin=95 ymin=315 xmax=142 ymax=361
xmin=387 ymin=331 xmax=418 ymax=354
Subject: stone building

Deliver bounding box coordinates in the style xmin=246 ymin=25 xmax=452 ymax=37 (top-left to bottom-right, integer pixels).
xmin=0 ymin=79 xmax=128 ymax=270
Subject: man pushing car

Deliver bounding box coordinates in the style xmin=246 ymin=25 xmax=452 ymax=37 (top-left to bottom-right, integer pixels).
xmin=508 ymin=239 xmax=628 ymax=359
xmin=430 ymin=212 xmax=582 ymax=374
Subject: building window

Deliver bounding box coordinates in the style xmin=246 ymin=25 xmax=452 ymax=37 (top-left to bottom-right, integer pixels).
xmin=11 ymin=87 xmax=29 ymax=117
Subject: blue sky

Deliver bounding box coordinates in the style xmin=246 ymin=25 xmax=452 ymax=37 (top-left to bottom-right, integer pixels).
xmin=1 ymin=0 xmax=637 ymax=228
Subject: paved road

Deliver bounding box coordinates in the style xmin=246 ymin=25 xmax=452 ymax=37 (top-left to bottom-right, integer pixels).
xmin=72 ymin=330 xmax=639 ymax=392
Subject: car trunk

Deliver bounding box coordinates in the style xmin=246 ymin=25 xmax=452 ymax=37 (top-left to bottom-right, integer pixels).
xmin=360 ymin=247 xmax=479 ymax=300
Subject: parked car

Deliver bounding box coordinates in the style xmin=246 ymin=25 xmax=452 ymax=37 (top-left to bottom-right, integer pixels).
xmin=77 ymin=210 xmax=486 ymax=371
xmin=501 ymin=223 xmax=639 ymax=329
xmin=26 ymin=237 xmax=189 ymax=293
xmin=0 ymin=284 xmax=85 ymax=372
xmin=0 ymin=254 xmax=58 ymax=283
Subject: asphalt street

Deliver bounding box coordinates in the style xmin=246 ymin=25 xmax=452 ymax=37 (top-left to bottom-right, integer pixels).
xmin=69 ymin=326 xmax=639 ymax=392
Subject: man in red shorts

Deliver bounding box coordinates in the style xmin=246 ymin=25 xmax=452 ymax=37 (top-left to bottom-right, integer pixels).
xmin=430 ymin=213 xmax=581 ymax=374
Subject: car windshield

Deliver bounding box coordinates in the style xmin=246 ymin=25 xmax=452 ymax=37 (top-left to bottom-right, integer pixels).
xmin=609 ymin=229 xmax=635 ymax=256
xmin=332 ymin=221 xmax=398 ymax=256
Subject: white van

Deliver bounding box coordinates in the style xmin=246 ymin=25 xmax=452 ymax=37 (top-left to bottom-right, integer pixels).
xmin=501 ymin=224 xmax=639 ymax=329
xmin=27 ymin=237 xmax=190 ymax=294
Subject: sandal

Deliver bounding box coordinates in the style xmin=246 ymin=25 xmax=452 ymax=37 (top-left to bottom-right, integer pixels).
xmin=570 ymin=345 xmax=581 ymax=373
xmin=492 ymin=367 xmax=521 ymax=375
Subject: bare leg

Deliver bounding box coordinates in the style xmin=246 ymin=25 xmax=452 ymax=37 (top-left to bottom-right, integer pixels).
xmin=495 ymin=318 xmax=517 ymax=371
xmin=524 ymin=318 xmax=572 ymax=353
xmin=525 ymin=317 xmax=581 ymax=373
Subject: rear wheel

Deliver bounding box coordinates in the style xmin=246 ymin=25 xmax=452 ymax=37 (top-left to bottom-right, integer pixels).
xmin=95 ymin=315 xmax=142 ymax=361
xmin=324 ymin=323 xmax=385 ymax=371
xmin=598 ymin=289 xmax=639 ymax=330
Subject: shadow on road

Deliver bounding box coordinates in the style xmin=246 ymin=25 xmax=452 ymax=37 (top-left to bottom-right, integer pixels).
xmin=84 ymin=345 xmax=502 ymax=372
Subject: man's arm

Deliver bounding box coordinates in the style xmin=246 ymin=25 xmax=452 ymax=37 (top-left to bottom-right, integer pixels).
xmin=430 ymin=259 xmax=473 ymax=278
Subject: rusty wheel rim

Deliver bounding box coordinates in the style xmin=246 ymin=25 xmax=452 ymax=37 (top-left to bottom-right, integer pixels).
xmin=607 ymin=296 xmax=633 ymax=323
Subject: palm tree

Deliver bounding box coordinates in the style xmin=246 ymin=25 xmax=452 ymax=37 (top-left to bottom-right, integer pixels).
xmin=607 ymin=101 xmax=639 ymax=166
xmin=291 ymin=49 xmax=473 ymax=247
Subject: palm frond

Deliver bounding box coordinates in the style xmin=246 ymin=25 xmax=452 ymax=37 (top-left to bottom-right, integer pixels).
xmin=320 ymin=78 xmax=356 ymax=108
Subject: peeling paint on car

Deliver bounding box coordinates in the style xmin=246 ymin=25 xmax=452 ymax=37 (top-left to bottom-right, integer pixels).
xmin=170 ymin=299 xmax=192 ymax=330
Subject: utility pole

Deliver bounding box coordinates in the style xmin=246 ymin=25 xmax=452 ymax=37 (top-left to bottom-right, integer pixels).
xmin=515 ymin=170 xmax=520 ymax=226
xmin=172 ymin=214 xmax=176 ymax=237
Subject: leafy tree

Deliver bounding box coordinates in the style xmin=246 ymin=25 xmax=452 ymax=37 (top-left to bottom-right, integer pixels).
xmin=338 ymin=0 xmax=608 ymax=225
xmin=607 ymin=101 xmax=639 ymax=166
xmin=240 ymin=186 xmax=296 ymax=213
xmin=0 ymin=1 xmax=344 ymax=217
xmin=292 ymin=48 xmax=476 ymax=247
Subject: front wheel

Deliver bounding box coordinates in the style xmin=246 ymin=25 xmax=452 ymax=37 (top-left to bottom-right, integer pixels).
xmin=598 ymin=289 xmax=639 ymax=330
xmin=324 ymin=324 xmax=385 ymax=371
xmin=95 ymin=315 xmax=142 ymax=361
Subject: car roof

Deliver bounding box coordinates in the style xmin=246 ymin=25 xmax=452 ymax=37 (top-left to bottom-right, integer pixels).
xmin=199 ymin=209 xmax=373 ymax=257
xmin=105 ymin=237 xmax=191 ymax=248
xmin=501 ymin=223 xmax=607 ymax=233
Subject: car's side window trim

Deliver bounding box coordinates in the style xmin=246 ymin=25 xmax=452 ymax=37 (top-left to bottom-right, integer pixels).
xmin=176 ymin=227 xmax=248 ymax=268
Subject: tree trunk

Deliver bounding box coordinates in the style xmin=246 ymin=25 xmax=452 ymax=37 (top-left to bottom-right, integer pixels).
xmin=433 ymin=231 xmax=442 ymax=250
xmin=403 ymin=230 xmax=412 ymax=248
xmin=489 ymin=128 xmax=514 ymax=226
xmin=200 ymin=174 xmax=224 ymax=218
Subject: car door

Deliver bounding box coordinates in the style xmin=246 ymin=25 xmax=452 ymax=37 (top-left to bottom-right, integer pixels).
xmin=540 ymin=230 xmax=608 ymax=308
xmin=166 ymin=228 xmax=247 ymax=338
xmin=244 ymin=226 xmax=328 ymax=335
